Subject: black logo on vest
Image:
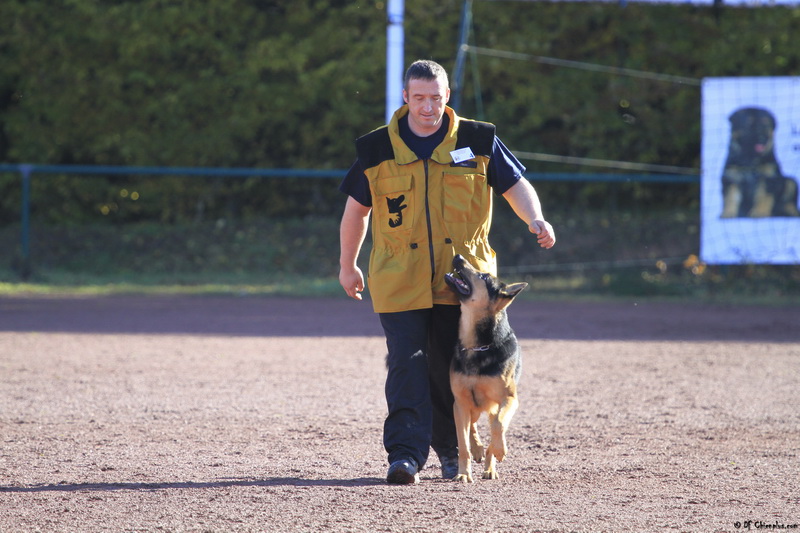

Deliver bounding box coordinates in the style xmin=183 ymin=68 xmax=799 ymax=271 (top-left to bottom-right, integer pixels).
xmin=386 ymin=195 xmax=407 ymax=228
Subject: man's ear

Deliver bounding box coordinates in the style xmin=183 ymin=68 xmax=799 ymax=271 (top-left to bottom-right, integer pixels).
xmin=444 ymin=87 xmax=451 ymax=104
xmin=402 ymin=89 xmax=408 ymax=104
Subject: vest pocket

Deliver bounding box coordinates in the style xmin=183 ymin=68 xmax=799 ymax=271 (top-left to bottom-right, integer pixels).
xmin=442 ymin=173 xmax=486 ymax=223
xmin=375 ymin=174 xmax=413 ymax=233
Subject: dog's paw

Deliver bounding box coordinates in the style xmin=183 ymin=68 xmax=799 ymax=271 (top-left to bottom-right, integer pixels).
xmin=471 ymin=444 xmax=485 ymax=463
xmin=482 ymin=469 xmax=499 ymax=480
xmin=486 ymin=443 xmax=507 ymax=463
xmin=454 ymin=473 xmax=473 ymax=483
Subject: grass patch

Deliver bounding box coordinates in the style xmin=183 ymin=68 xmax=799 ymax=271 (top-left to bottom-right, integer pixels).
xmin=3 ymin=267 xmax=798 ymax=307
xmin=514 ymin=263 xmax=800 ymax=306
xmin=0 ymin=273 xmax=345 ymax=298
xmin=2 ymin=215 xmax=799 ymax=306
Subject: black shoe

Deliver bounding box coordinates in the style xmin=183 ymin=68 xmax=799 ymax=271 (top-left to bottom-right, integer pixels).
xmin=439 ymin=456 xmax=459 ymax=480
xmin=386 ymin=458 xmax=420 ymax=485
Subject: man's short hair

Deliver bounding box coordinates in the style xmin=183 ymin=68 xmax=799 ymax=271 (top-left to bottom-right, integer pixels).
xmin=404 ymin=60 xmax=449 ymax=90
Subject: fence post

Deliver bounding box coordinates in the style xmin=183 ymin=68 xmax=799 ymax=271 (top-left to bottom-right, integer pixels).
xmin=19 ymin=164 xmax=32 ymax=280
xmin=451 ymin=0 xmax=472 ymax=112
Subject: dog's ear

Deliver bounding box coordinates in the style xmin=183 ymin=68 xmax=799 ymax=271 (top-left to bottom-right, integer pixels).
xmin=729 ymin=108 xmax=745 ymax=124
xmin=501 ymin=282 xmax=528 ymax=298
xmin=494 ymin=282 xmax=528 ymax=312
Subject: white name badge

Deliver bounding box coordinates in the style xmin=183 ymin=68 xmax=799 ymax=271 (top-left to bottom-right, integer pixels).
xmin=449 ymin=147 xmax=475 ymax=164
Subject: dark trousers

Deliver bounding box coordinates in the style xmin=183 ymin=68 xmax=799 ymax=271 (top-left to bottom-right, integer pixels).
xmin=379 ymin=304 xmax=460 ymax=469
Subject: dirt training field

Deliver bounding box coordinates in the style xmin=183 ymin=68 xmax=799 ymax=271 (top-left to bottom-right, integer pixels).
xmin=1 ymin=295 xmax=799 ymax=532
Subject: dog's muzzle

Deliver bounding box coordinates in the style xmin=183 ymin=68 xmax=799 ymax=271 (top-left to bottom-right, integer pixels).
xmin=445 ymin=271 xmax=471 ymax=296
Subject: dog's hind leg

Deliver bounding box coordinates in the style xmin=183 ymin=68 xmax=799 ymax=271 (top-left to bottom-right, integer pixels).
xmin=483 ymin=396 xmax=518 ymax=480
xmin=778 ymin=177 xmax=800 ymax=216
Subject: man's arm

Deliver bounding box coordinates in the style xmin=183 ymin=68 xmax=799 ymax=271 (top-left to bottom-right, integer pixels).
xmin=502 ymin=178 xmax=556 ymax=249
xmin=339 ymin=196 xmax=372 ymax=300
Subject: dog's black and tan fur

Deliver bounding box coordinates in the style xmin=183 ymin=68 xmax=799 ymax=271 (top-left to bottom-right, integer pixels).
xmin=444 ymin=255 xmax=527 ymax=483
xmin=721 ymin=107 xmax=799 ymax=218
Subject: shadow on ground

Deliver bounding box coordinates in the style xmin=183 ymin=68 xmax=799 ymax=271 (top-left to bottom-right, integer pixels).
xmin=0 ymin=477 xmax=385 ymax=493
xmin=2 ymin=295 xmax=798 ymax=342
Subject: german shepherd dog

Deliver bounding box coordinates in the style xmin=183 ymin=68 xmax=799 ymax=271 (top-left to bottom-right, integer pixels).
xmin=444 ymin=254 xmax=527 ymax=483
xmin=721 ymin=107 xmax=799 ymax=218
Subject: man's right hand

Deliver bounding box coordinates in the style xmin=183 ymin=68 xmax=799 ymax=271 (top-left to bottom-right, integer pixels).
xmin=339 ymin=266 xmax=365 ymax=301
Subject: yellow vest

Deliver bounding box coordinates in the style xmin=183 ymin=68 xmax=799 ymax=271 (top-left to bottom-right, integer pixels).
xmin=356 ymin=105 xmax=497 ymax=313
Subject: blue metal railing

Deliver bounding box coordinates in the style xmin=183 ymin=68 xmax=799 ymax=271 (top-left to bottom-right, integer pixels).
xmin=0 ymin=163 xmax=700 ymax=182
xmin=0 ymin=163 xmax=699 ymax=278
xmin=0 ymin=164 xmax=347 ymax=179
xmin=0 ymin=164 xmax=351 ymax=277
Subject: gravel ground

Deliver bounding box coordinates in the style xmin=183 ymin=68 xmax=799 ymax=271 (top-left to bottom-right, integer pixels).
xmin=1 ymin=295 xmax=798 ymax=532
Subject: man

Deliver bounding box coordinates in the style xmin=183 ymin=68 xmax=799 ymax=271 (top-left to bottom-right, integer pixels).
xmin=339 ymin=59 xmax=555 ymax=484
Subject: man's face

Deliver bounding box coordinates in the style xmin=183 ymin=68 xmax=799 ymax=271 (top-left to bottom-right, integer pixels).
xmin=403 ymin=76 xmax=450 ymax=137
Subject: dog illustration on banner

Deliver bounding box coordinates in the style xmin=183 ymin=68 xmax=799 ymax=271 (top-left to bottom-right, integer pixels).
xmin=720 ymin=107 xmax=800 ymax=218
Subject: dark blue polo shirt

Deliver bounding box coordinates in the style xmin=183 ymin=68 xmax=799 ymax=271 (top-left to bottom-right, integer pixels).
xmin=340 ymin=114 xmax=525 ymax=207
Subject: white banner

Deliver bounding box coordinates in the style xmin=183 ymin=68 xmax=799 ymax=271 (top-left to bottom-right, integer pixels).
xmin=701 ymin=77 xmax=800 ymax=264
xmin=527 ymin=0 xmax=800 ymax=4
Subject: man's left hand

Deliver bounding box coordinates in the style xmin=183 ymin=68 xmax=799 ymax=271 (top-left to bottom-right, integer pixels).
xmin=530 ymin=220 xmax=556 ymax=249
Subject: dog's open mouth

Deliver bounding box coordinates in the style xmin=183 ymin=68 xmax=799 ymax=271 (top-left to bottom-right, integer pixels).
xmin=445 ymin=271 xmax=471 ymax=296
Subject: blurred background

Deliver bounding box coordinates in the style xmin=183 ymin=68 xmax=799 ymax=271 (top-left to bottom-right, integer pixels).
xmin=1 ymin=0 xmax=798 ymax=301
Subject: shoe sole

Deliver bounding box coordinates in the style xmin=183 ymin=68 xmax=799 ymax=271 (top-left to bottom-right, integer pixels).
xmin=387 ymin=470 xmax=420 ymax=485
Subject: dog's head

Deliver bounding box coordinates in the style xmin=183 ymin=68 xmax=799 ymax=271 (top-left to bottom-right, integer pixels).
xmin=444 ymin=254 xmax=527 ymax=314
xmin=728 ymin=107 xmax=776 ymax=163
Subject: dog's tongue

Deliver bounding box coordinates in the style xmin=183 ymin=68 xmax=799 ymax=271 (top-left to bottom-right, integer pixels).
xmin=755 ymin=144 xmax=766 ymax=153
xmin=446 ymin=272 xmax=471 ymax=296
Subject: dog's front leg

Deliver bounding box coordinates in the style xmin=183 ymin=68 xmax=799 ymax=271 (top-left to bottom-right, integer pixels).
xmin=453 ymin=400 xmax=474 ymax=483
xmin=750 ymin=180 xmax=774 ymax=217
xmin=484 ymin=396 xmax=518 ymax=480
xmin=721 ymin=184 xmax=742 ymax=218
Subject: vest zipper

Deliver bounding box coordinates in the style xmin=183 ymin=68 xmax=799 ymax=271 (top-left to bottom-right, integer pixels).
xmin=423 ymin=159 xmax=436 ymax=282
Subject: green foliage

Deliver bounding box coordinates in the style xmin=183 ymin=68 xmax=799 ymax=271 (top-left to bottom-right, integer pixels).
xmin=3 ymin=1 xmax=797 ymax=172
xmin=0 ymin=0 xmax=386 ymax=168
xmin=460 ymin=1 xmax=800 ymax=163
xmin=0 ymin=0 xmax=388 ymax=223
xmin=0 ymin=216 xmax=344 ymax=279
xmin=2 ymin=0 xmax=800 ymax=288
xmin=455 ymin=1 xmax=799 ymax=208
xmin=15 ymin=173 xmax=345 ymax=224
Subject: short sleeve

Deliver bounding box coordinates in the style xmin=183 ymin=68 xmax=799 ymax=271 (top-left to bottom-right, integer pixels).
xmin=339 ymin=160 xmax=372 ymax=207
xmin=487 ymin=137 xmax=526 ymax=195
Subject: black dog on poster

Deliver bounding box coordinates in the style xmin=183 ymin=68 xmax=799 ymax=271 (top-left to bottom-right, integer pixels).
xmin=720 ymin=107 xmax=799 ymax=218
